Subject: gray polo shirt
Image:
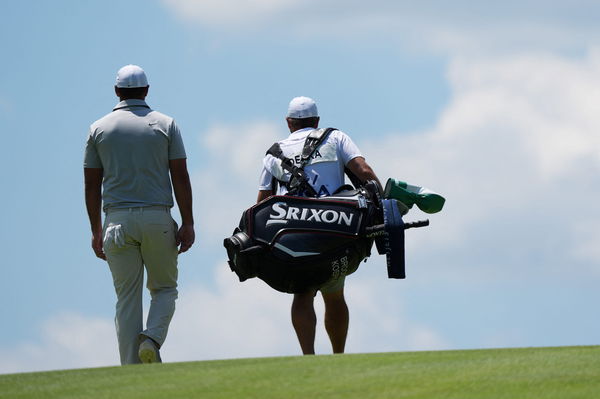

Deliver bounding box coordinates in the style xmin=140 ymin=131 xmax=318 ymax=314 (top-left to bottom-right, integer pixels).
xmin=84 ymin=99 xmax=187 ymax=210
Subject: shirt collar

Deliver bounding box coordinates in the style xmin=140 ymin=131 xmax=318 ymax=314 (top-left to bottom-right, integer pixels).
xmin=290 ymin=127 xmax=316 ymax=136
xmin=113 ymin=99 xmax=150 ymax=111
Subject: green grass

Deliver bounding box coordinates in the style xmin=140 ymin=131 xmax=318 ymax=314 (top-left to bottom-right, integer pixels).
xmin=1 ymin=346 xmax=598 ymax=399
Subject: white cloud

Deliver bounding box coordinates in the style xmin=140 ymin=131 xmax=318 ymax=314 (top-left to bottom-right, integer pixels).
xmin=161 ymin=0 xmax=306 ymax=28
xmin=361 ymin=49 xmax=600 ymax=280
xmin=167 ymin=264 xmax=296 ymax=361
xmin=193 ymin=121 xmax=281 ymax=240
xmin=170 ymin=267 xmax=447 ymax=358
xmin=343 ymin=276 xmax=448 ymax=352
xmin=201 ymin=121 xmax=281 ymax=179
xmin=0 ymin=313 xmax=118 ymax=374
xmin=160 ymin=1 xmax=600 ymax=54
xmin=0 ymin=265 xmax=447 ymax=373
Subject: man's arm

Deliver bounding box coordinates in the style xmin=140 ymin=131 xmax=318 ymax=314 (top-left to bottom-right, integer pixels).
xmin=346 ymin=156 xmax=382 ymax=190
xmin=169 ymin=158 xmax=195 ymax=253
xmin=84 ymin=167 xmax=106 ymax=260
xmin=257 ymin=190 xmax=272 ymax=204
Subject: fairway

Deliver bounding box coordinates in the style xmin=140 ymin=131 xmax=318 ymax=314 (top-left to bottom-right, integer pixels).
xmin=1 ymin=346 xmax=598 ymax=399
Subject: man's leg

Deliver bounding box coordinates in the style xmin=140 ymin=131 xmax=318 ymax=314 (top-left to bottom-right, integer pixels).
xmin=140 ymin=209 xmax=179 ymax=353
xmin=322 ymin=287 xmax=349 ymax=354
xmin=291 ymin=291 xmax=317 ymax=355
xmin=104 ymin=215 xmax=145 ymax=365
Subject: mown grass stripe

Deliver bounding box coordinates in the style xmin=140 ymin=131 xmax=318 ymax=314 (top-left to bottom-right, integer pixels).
xmin=0 ymin=346 xmax=598 ymax=399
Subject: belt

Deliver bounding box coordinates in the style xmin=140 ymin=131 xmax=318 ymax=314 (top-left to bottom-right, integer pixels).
xmin=105 ymin=205 xmax=170 ymax=214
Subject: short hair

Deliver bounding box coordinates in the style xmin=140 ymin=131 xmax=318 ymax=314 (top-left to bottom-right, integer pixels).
xmin=287 ymin=116 xmax=319 ymax=131
xmin=116 ymin=86 xmax=148 ymax=100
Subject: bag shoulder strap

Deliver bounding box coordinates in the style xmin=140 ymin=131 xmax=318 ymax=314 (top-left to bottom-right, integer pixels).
xmin=265 ymin=143 xmax=286 ymax=195
xmin=264 ymin=127 xmax=336 ymax=197
xmin=300 ymin=127 xmax=336 ymax=168
xmin=265 ymin=142 xmax=316 ymax=196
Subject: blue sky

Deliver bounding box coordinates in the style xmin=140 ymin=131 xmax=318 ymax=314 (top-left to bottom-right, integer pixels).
xmin=1 ymin=0 xmax=600 ymax=373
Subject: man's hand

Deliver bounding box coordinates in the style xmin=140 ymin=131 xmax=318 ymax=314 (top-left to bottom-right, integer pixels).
xmin=176 ymin=224 xmax=195 ymax=253
xmin=92 ymin=232 xmax=106 ymax=260
xmin=169 ymin=158 xmax=195 ymax=254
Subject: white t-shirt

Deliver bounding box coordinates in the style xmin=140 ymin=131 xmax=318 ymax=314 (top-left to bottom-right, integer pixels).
xmin=258 ymin=127 xmax=362 ymax=197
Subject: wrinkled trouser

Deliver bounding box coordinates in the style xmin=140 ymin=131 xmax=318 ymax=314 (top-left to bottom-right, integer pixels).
xmin=103 ymin=206 xmax=178 ymax=365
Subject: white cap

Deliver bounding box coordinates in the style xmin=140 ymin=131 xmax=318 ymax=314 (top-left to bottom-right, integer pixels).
xmin=286 ymin=96 xmax=318 ymax=119
xmin=115 ymin=64 xmax=148 ymax=88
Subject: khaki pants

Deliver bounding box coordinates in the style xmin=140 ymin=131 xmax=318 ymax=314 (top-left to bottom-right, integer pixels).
xmin=103 ymin=206 xmax=178 ymax=365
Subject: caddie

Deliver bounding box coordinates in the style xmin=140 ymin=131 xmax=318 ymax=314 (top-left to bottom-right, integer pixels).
xmin=256 ymin=96 xmax=381 ymax=355
xmin=83 ymin=65 xmax=194 ymax=364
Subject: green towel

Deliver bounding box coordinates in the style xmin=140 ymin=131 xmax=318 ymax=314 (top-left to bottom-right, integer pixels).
xmin=383 ymin=178 xmax=445 ymax=214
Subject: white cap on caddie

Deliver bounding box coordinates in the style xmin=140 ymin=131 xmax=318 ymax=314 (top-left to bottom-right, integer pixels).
xmin=286 ymin=96 xmax=318 ymax=119
xmin=115 ymin=64 xmax=149 ymax=88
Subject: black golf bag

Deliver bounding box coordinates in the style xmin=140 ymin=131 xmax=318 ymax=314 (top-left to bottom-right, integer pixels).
xmin=224 ymin=182 xmax=428 ymax=293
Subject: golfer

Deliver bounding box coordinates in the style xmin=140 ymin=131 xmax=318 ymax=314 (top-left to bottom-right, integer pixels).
xmin=84 ymin=65 xmax=194 ymax=364
xmin=257 ymin=96 xmax=381 ymax=354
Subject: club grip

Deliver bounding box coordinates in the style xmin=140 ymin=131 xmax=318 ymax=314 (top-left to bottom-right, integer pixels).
xmin=365 ymin=219 xmax=430 ymax=236
xmin=404 ymin=220 xmax=429 ymax=229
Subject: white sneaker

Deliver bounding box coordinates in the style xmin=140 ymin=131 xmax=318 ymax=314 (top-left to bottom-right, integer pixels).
xmin=138 ymin=339 xmax=161 ymax=364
